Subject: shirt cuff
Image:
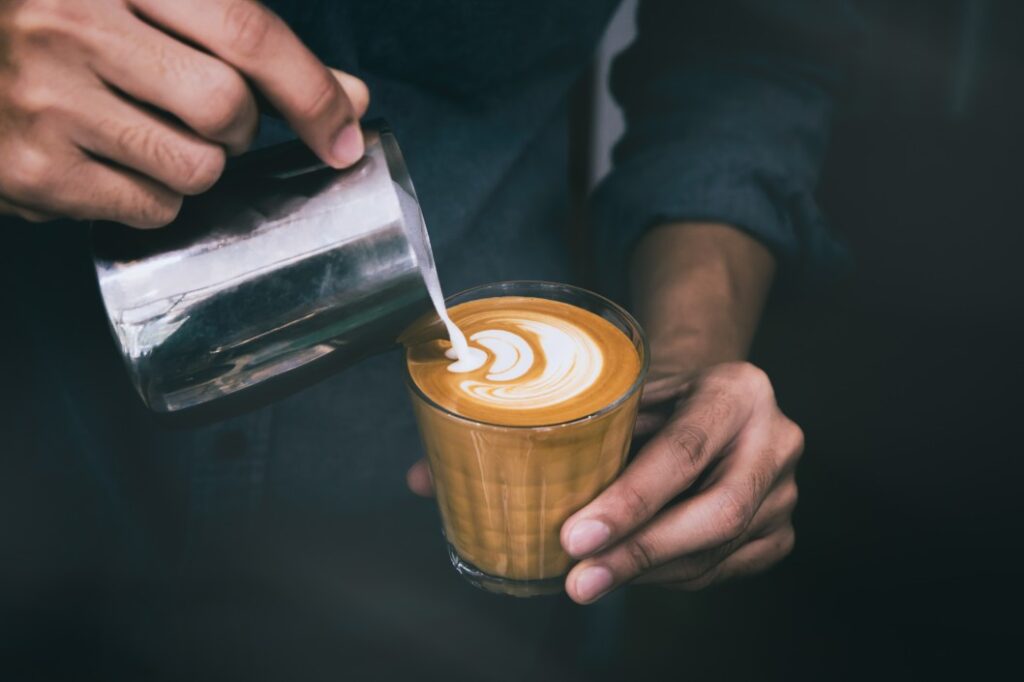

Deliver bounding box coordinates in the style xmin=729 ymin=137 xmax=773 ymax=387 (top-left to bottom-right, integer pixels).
xmin=589 ymin=145 xmax=851 ymax=303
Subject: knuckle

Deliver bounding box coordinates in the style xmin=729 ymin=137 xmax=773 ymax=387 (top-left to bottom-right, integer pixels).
xmin=8 ymin=79 xmax=57 ymax=116
xmin=132 ymin=194 xmax=183 ymax=229
xmin=10 ymin=0 xmax=62 ymax=34
xmin=4 ymin=146 xmax=54 ymax=199
xmin=196 ymin=103 xmax=242 ymax=143
xmin=711 ymin=361 xmax=771 ymax=399
xmin=196 ymin=81 xmax=250 ymax=140
xmin=346 ymin=76 xmax=370 ymax=117
xmin=748 ymin=462 xmax=777 ymax=504
xmin=112 ymin=119 xmax=148 ymax=157
xmin=297 ymin=71 xmax=346 ymax=122
xmin=11 ymin=0 xmax=97 ymax=43
xmin=712 ymin=486 xmax=754 ymax=541
xmin=112 ymin=118 xmax=226 ymax=195
xmin=700 ymin=363 xmax=772 ymax=406
xmin=623 ymin=536 xmax=658 ymax=574
xmin=222 ymin=0 xmax=276 ymax=59
xmin=665 ymin=423 xmax=712 ymax=477
xmin=197 ymin=69 xmax=253 ymax=139
xmin=737 ymin=362 xmax=772 ymax=395
xmin=613 ymin=483 xmax=652 ymax=527
xmin=178 ymin=146 xmax=226 ymax=195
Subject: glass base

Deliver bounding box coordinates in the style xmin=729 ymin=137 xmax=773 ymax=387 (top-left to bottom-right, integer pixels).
xmin=446 ymin=543 xmax=565 ymax=598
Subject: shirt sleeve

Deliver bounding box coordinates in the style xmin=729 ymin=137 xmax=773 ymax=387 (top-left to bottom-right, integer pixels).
xmin=590 ymin=0 xmax=863 ymax=299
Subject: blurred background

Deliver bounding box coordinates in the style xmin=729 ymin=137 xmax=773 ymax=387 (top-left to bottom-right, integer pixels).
xmin=2 ymin=0 xmax=1022 ymax=680
xmin=605 ymin=0 xmax=1024 ymax=678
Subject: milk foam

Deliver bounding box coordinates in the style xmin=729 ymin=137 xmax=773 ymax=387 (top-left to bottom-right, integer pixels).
xmin=444 ymin=317 xmax=604 ymax=410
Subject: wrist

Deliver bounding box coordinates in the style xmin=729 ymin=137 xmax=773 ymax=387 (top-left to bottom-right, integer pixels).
xmin=628 ymin=222 xmax=775 ymax=376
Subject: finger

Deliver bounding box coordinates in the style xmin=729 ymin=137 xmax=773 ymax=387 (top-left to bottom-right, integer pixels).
xmin=639 ymin=373 xmax=693 ymax=409
xmin=130 ymin=0 xmax=365 ymax=168
xmin=406 ymin=458 xmax=435 ymax=497
xmin=68 ymin=161 xmax=183 ymax=228
xmin=0 ymin=197 xmax=57 ymax=223
xmin=561 ymin=378 xmax=753 ymax=559
xmin=666 ymin=525 xmax=796 ymax=591
xmin=331 ymin=68 xmax=370 ymax=118
xmin=12 ymin=153 xmax=184 ymax=229
xmin=90 ymin=13 xmax=258 ymax=154
xmin=73 ymin=88 xmax=227 ymax=196
xmin=632 ymin=476 xmax=797 ymax=585
xmin=565 ymin=474 xmax=794 ymax=603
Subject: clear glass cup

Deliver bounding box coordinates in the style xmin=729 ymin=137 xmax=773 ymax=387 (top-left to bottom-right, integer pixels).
xmin=403 ymin=281 xmax=649 ymax=597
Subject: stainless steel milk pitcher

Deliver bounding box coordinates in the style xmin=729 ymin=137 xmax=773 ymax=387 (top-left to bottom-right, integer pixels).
xmin=92 ymin=121 xmax=433 ymax=415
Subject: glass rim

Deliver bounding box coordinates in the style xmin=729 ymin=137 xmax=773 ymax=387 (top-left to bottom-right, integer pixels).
xmin=402 ymin=280 xmax=650 ymax=430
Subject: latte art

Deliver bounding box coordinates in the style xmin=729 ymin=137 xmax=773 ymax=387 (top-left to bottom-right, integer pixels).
xmin=452 ymin=328 xmax=533 ymax=381
xmin=444 ymin=318 xmax=604 ymax=410
xmin=405 ymin=296 xmax=641 ymax=426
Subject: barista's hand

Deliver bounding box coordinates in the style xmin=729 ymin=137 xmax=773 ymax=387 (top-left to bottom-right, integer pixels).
xmin=0 ymin=0 xmax=369 ymax=227
xmin=403 ymin=362 xmax=803 ymax=604
xmin=559 ymin=362 xmax=803 ymax=604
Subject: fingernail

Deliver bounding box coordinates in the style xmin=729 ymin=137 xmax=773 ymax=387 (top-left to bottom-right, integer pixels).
xmin=575 ymin=565 xmax=614 ymax=603
xmin=331 ymin=123 xmax=364 ymax=167
xmin=567 ymin=519 xmax=611 ymax=557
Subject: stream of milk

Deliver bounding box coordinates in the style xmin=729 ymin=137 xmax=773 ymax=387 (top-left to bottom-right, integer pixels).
xmin=396 ymin=181 xmax=486 ymax=373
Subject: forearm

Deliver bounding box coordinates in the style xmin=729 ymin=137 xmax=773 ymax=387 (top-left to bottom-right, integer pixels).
xmin=628 ymin=222 xmax=776 ymax=376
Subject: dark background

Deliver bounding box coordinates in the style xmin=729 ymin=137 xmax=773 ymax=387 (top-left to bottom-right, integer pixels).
xmin=622 ymin=1 xmax=1024 ymax=678
xmin=2 ymin=1 xmax=1022 ymax=680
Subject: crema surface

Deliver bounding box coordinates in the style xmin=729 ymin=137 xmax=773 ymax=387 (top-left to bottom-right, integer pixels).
xmin=406 ymin=296 xmax=640 ymax=426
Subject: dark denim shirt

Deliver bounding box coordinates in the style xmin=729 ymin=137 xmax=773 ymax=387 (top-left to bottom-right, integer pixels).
xmin=1 ymin=1 xmax=858 ymax=677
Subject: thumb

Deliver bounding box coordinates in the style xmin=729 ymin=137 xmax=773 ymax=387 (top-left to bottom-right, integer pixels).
xmin=330 ymin=68 xmax=370 ymax=119
xmin=406 ymin=457 xmax=435 ymax=497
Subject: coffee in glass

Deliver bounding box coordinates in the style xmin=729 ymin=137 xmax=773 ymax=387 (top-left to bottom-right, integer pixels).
xmin=403 ymin=281 xmax=648 ymax=596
